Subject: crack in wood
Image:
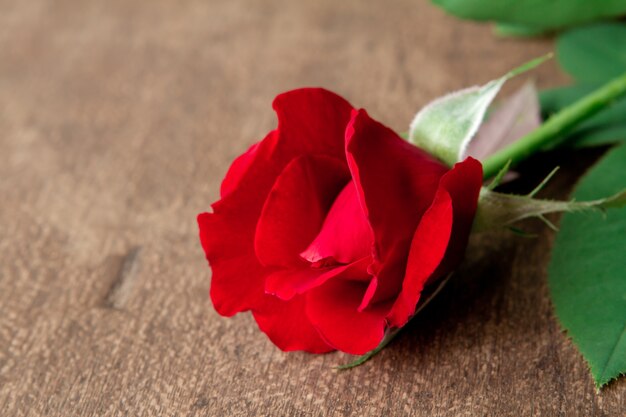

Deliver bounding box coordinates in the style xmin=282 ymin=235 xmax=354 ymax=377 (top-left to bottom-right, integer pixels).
xmin=104 ymin=246 xmax=142 ymax=309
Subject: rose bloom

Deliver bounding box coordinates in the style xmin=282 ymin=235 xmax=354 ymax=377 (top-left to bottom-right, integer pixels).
xmin=198 ymin=88 xmax=482 ymax=355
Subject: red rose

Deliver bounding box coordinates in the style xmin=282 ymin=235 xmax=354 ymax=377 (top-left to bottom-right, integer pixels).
xmin=198 ymin=88 xmax=482 ymax=355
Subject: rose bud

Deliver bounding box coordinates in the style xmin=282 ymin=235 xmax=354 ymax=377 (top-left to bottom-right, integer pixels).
xmin=198 ymin=88 xmax=483 ymax=355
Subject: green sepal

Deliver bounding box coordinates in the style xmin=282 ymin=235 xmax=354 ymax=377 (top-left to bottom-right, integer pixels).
xmin=409 ymin=55 xmax=550 ymax=166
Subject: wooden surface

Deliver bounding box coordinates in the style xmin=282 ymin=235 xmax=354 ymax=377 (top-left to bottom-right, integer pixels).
xmin=1 ymin=1 xmax=624 ymax=416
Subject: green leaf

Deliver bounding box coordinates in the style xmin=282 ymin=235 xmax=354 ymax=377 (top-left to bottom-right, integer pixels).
xmin=572 ymin=124 xmax=626 ymax=148
xmin=431 ymin=0 xmax=626 ymax=34
xmin=557 ymin=23 xmax=626 ymax=83
xmin=538 ymin=24 xmax=626 ymax=148
xmin=548 ymin=144 xmax=626 ymax=387
xmin=541 ymin=84 xmax=626 ymax=128
xmin=539 ymin=85 xmax=626 ymax=148
xmin=409 ymin=56 xmax=549 ymax=166
xmin=494 ymin=23 xmax=546 ymax=38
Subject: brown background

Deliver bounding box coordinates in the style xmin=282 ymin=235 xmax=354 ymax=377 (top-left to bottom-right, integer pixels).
xmin=1 ymin=0 xmax=624 ymax=416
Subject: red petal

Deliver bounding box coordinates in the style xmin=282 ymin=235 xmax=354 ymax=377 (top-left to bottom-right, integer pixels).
xmin=265 ymin=256 xmax=372 ymax=300
xmin=273 ymin=88 xmax=355 ymax=161
xmin=300 ymin=181 xmax=374 ymax=265
xmin=306 ymin=279 xmax=389 ymax=355
xmin=357 ymin=277 xmax=378 ymax=312
xmin=345 ymin=109 xmax=448 ymax=303
xmin=220 ymin=141 xmax=261 ymax=198
xmin=253 ymin=295 xmax=333 ymax=353
xmin=255 ymin=155 xmax=349 ymax=268
xmin=200 ymin=89 xmax=355 ymax=317
xmin=199 ymin=212 xmax=266 ymax=316
xmin=428 ymin=157 xmax=483 ymax=283
xmin=221 ymin=88 xmax=354 ymax=201
xmin=386 ymin=188 xmax=453 ymax=327
xmin=199 ymin=131 xmax=284 ymax=316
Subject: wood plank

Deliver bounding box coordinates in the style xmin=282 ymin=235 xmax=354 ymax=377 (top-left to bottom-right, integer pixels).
xmin=0 ymin=0 xmax=623 ymax=415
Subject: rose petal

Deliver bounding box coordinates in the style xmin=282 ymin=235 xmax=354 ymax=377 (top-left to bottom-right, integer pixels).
xmin=220 ymin=141 xmax=261 ymax=198
xmin=219 ymin=88 xmax=354 ymax=206
xmin=222 ymin=88 xmax=354 ymax=200
xmin=300 ymin=181 xmax=374 ymax=265
xmin=306 ymin=279 xmax=390 ymax=355
xmin=386 ymin=188 xmax=454 ymax=328
xmin=428 ymin=157 xmax=483 ymax=283
xmin=255 ymin=155 xmax=349 ymax=268
xmin=345 ymin=109 xmax=448 ymax=303
xmin=200 ymin=89 xmax=355 ymax=317
xmin=198 ymin=212 xmax=266 ymax=316
xmin=273 ymin=88 xmax=355 ymax=161
xmin=253 ymin=295 xmax=333 ymax=353
xmin=265 ymin=256 xmax=372 ymax=300
xmin=357 ymin=277 xmax=378 ymax=312
xmin=199 ymin=130 xmax=286 ymax=316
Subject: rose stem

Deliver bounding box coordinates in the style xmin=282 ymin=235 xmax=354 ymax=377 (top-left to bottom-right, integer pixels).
xmin=481 ymin=71 xmax=626 ymax=179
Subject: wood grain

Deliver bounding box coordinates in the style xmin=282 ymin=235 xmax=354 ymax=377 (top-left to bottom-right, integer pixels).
xmin=0 ymin=0 xmax=624 ymax=415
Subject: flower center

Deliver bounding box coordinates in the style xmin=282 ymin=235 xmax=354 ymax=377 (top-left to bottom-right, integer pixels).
xmin=300 ymin=181 xmax=374 ymax=266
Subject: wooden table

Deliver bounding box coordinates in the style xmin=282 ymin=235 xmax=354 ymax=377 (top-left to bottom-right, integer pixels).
xmin=1 ymin=0 xmax=624 ymax=415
